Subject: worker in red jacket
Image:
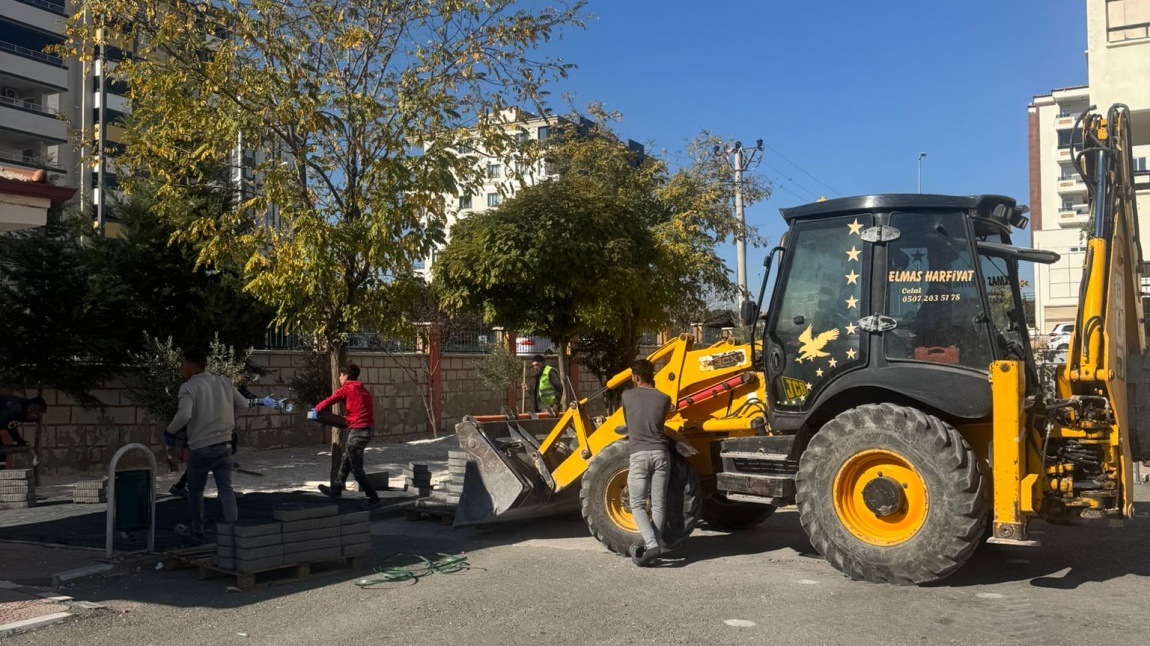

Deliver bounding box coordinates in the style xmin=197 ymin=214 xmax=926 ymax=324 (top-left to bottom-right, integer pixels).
xmin=309 ymin=364 xmax=380 ymax=510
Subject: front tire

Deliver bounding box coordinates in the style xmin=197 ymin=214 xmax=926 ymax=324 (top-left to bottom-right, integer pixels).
xmin=795 ymin=403 xmax=988 ymax=585
xmin=580 ymin=441 xmax=701 ymax=554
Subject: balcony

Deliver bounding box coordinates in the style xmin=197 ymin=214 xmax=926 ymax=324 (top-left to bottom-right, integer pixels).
xmin=0 ymin=0 xmax=68 ymax=34
xmin=0 ymin=96 xmax=67 ymax=142
xmin=1056 ymin=176 xmax=1086 ymax=193
xmin=0 ymin=41 xmax=68 ymax=90
xmin=1055 ymin=116 xmax=1076 ymax=128
xmin=1056 ymin=147 xmax=1072 ymax=162
xmin=1057 ymin=206 xmax=1090 ymax=228
xmin=0 ymin=149 xmax=64 ymax=173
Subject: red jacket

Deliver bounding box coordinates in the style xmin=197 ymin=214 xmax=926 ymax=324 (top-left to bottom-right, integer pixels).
xmin=316 ymin=381 xmax=374 ymax=431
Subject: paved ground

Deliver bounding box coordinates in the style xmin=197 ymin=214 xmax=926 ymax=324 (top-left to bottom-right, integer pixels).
xmin=5 ymin=485 xmax=1150 ymax=646
xmin=0 ymin=437 xmax=457 ymax=550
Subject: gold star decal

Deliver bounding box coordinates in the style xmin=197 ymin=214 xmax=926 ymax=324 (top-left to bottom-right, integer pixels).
xmin=845 ymin=295 xmax=858 ymax=309
xmin=845 ymin=322 xmax=857 ymax=335
xmin=846 ymin=246 xmax=860 ymax=262
xmin=805 ymin=382 xmax=813 ymax=390
xmin=828 ymin=358 xmax=838 ymax=368
xmin=848 ymin=219 xmax=862 ymax=236
xmin=815 ymin=368 xmax=824 ymax=377
xmin=846 ymin=348 xmax=857 ymax=360
xmin=845 ymin=270 xmax=859 ymax=285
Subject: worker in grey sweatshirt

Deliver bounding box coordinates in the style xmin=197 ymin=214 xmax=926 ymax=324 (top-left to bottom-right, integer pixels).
xmin=166 ymin=348 xmax=250 ymax=545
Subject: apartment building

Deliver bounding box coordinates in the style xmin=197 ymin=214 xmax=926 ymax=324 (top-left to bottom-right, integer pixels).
xmin=0 ymin=0 xmax=74 ymax=186
xmin=1028 ymin=0 xmax=1150 ymax=333
xmin=420 ymin=107 xmax=645 ymax=280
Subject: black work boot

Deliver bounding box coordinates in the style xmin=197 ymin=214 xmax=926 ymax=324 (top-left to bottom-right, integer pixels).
xmin=318 ymin=484 xmax=342 ymax=499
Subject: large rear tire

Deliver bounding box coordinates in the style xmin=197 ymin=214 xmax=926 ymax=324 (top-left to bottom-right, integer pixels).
xmin=701 ymin=494 xmax=775 ymax=531
xmin=580 ymin=441 xmax=701 ymax=555
xmin=795 ymin=403 xmax=988 ymax=585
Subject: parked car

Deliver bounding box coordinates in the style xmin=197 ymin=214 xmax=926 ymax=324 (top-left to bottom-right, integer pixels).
xmin=515 ymin=336 xmax=554 ymax=356
xmin=1048 ymin=323 xmax=1074 ymax=352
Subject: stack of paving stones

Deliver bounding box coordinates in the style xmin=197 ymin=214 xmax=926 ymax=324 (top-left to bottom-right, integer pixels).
xmin=0 ymin=469 xmax=35 ymax=509
xmin=441 ymin=451 xmax=468 ymax=506
xmin=72 ymin=478 xmax=108 ymax=504
xmin=216 ymin=504 xmax=373 ymax=573
xmin=404 ymin=463 xmax=432 ymax=497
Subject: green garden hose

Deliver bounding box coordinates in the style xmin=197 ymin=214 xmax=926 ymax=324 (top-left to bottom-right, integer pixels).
xmin=354 ymin=553 xmax=470 ymax=588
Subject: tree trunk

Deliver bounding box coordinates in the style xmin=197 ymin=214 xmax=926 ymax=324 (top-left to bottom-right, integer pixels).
xmin=328 ymin=344 xmax=347 ymax=486
xmin=556 ymin=338 xmax=570 ymax=411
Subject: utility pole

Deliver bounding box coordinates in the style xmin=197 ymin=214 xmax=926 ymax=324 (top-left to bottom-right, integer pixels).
xmin=715 ymin=139 xmax=763 ymax=300
xmin=917 ymin=152 xmax=927 ymax=194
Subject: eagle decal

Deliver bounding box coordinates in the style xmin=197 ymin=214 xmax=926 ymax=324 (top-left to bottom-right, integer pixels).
xmin=797 ymin=325 xmax=840 ymax=362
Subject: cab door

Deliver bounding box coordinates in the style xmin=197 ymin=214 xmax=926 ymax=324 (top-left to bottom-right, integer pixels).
xmin=764 ymin=215 xmax=872 ymax=415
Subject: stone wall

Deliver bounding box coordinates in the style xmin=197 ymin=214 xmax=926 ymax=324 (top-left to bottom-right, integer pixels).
xmin=10 ymin=349 xmax=614 ymax=475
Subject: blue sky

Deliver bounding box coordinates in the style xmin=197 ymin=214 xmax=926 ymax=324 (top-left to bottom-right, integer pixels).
xmin=543 ymin=0 xmax=1088 ymax=294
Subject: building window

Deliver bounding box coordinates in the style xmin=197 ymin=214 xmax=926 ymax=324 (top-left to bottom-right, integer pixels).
xmin=487 ymin=192 xmax=501 ymax=207
xmin=537 ymin=126 xmax=551 ymax=141
xmin=1060 ymin=166 xmax=1075 ymax=180
xmin=1057 ymin=130 xmax=1076 ymax=149
xmin=1069 ymin=246 xmax=1087 ymax=253
xmin=1058 ymin=106 xmax=1073 ymax=118
xmin=1062 ymin=199 xmax=1074 ymax=211
xmin=486 ymin=164 xmax=501 ymax=179
xmin=1135 ymin=157 xmax=1148 ymax=172
xmin=515 ymin=161 xmax=527 ymax=177
xmin=1106 ymin=0 xmax=1150 ymax=43
xmin=459 ymin=194 xmax=472 ymax=209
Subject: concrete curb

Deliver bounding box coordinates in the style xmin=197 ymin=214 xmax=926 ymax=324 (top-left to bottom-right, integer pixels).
xmin=50 ymin=564 xmax=115 ymax=587
xmin=0 ymin=611 xmax=73 ymax=639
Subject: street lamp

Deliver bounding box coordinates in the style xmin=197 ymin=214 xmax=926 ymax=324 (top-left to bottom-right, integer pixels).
xmin=917 ymin=152 xmax=927 ymax=193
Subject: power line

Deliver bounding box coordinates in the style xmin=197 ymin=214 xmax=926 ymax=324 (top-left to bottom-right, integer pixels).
xmin=760 ymin=160 xmax=821 ymax=201
xmin=763 ymin=143 xmax=843 ymax=197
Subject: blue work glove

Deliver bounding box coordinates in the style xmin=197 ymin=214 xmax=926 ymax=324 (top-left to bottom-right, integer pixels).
xmin=307 ymin=409 xmax=318 ymax=420
xmin=162 ymin=431 xmax=177 ymax=448
xmin=261 ymin=395 xmax=279 ymax=409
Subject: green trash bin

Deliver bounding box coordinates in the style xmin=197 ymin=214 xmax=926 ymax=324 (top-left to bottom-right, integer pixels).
xmin=114 ymin=469 xmax=151 ymax=532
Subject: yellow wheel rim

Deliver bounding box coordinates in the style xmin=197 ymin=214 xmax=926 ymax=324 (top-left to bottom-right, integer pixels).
xmin=832 ymin=449 xmax=927 ymax=546
xmin=603 ymin=469 xmax=638 ymax=533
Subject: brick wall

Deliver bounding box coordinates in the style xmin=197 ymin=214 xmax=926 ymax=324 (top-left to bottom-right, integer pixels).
xmin=12 ymin=349 xmax=612 ymax=475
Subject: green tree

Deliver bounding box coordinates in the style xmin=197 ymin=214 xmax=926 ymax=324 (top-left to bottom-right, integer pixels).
xmin=61 ymin=0 xmax=587 ymax=397
xmin=87 ymin=192 xmax=274 ymax=352
xmin=0 ymin=206 xmax=132 ymax=407
xmin=437 ymin=118 xmax=769 ymax=395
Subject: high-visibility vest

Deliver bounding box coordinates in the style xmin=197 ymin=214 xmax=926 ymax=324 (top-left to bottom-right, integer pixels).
xmin=538 ymin=365 xmax=558 ymax=405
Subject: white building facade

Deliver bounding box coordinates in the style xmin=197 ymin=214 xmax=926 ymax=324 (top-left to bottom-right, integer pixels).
xmin=1029 ymin=0 xmax=1150 ymax=333
xmin=420 ymin=108 xmax=644 ymax=280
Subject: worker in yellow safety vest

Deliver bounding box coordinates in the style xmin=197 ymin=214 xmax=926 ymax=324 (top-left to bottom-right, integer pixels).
xmin=526 ymin=354 xmax=562 ymax=414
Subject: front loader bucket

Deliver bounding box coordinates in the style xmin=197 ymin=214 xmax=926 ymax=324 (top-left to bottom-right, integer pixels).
xmin=453 ymin=415 xmax=579 ymax=527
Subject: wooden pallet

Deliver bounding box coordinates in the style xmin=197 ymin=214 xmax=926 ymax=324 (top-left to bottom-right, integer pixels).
xmin=163 ymin=545 xmax=365 ymax=591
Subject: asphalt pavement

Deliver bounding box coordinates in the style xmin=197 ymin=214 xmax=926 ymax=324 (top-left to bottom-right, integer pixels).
xmin=6 ymin=487 xmax=1150 ymax=646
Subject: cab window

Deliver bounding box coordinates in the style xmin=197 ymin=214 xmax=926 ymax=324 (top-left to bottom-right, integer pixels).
xmin=883 ymin=212 xmax=991 ymax=371
xmin=768 ymin=215 xmax=869 ymax=409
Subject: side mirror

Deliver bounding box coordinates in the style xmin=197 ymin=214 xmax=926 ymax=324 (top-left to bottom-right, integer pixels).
xmin=740 ymin=300 xmax=758 ymax=327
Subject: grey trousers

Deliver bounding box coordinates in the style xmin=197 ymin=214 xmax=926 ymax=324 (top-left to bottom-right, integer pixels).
xmin=628 ymin=449 xmax=670 ymax=550
xmin=186 ymin=442 xmax=238 ymax=538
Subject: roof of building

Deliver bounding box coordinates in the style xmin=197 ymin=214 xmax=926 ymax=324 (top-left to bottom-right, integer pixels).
xmin=0 ymin=166 xmax=76 ymax=202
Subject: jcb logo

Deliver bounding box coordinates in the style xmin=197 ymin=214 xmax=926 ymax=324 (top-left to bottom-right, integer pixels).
xmin=779 ymin=377 xmax=808 ymax=401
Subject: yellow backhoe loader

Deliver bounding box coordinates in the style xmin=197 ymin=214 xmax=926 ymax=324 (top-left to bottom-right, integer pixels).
xmin=454 ymin=104 xmax=1147 ymax=585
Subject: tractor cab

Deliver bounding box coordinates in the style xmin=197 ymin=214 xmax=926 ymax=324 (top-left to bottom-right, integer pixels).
xmin=750 ymin=195 xmax=1058 ymax=434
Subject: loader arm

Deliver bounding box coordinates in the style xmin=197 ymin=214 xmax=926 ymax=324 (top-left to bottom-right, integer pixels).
xmin=1011 ymin=104 xmax=1148 ymax=531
